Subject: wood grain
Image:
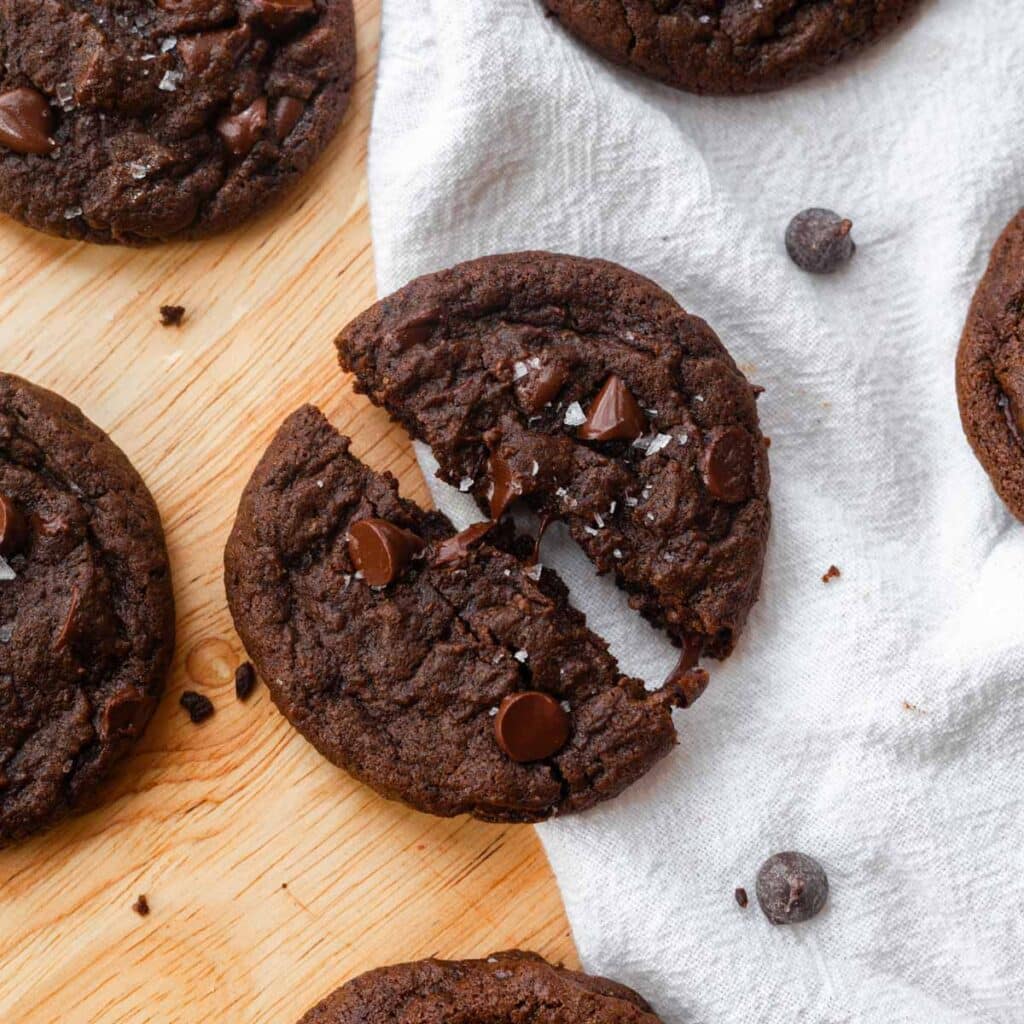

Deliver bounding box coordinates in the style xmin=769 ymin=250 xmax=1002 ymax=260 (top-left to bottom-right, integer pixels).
xmin=0 ymin=5 xmax=575 ymax=1021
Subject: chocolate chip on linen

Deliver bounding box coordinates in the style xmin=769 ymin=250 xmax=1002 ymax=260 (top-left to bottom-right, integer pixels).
xmin=368 ymin=2 xmax=1024 ymax=1019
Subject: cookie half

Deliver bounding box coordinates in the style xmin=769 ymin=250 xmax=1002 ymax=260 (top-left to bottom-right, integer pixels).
xmin=0 ymin=0 xmax=355 ymax=244
xmin=541 ymin=0 xmax=922 ymax=95
xmin=297 ymin=951 xmax=663 ymax=1024
xmin=957 ymin=209 xmax=1024 ymax=522
xmin=0 ymin=374 xmax=175 ymax=845
xmin=337 ymin=251 xmax=770 ymax=660
xmin=224 ymin=406 xmax=705 ymax=822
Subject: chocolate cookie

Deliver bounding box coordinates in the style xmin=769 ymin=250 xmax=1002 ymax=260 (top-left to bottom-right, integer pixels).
xmin=541 ymin=1 xmax=922 ymax=95
xmin=337 ymin=252 xmax=770 ymax=660
xmin=0 ymin=374 xmax=175 ymax=845
xmin=957 ymin=210 xmax=1024 ymax=523
xmin=0 ymin=0 xmax=355 ymax=244
xmin=297 ymin=951 xmax=663 ymax=1024
xmin=224 ymin=406 xmax=707 ymax=822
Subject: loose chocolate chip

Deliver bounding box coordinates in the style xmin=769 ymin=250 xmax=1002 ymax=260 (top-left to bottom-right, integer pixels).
xmin=432 ymin=521 xmax=494 ymax=567
xmin=785 ymin=208 xmax=855 ymax=274
xmin=180 ymin=690 xmax=215 ymax=724
xmin=0 ymin=88 xmax=56 ymax=156
xmin=493 ymin=691 xmax=571 ymax=763
xmin=517 ymin=361 xmax=569 ymax=414
xmin=271 ymin=96 xmax=305 ymax=142
xmin=159 ymin=305 xmax=186 ymax=327
xmin=217 ymin=97 xmax=267 ymax=157
xmin=578 ymin=374 xmax=648 ymax=442
xmin=701 ymin=426 xmax=754 ymax=503
xmin=235 ymin=661 xmax=257 ymax=701
xmin=735 ymin=887 xmax=749 ymax=908
xmin=756 ymin=851 xmax=829 ymax=925
xmin=132 ymin=894 xmax=150 ymax=917
xmin=0 ymin=494 xmax=29 ymax=556
xmin=488 ymin=451 xmax=524 ymax=519
xmin=822 ymin=565 xmax=841 ymax=583
xmin=348 ymin=518 xmax=425 ymax=587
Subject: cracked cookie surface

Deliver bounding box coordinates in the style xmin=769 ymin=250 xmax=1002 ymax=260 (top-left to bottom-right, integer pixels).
xmin=297 ymin=951 xmax=663 ymax=1024
xmin=0 ymin=0 xmax=355 ymax=244
xmin=337 ymin=252 xmax=770 ymax=660
xmin=541 ymin=0 xmax=922 ymax=94
xmin=224 ymin=405 xmax=703 ymax=823
xmin=0 ymin=373 xmax=175 ymax=845
xmin=957 ymin=209 xmax=1024 ymax=523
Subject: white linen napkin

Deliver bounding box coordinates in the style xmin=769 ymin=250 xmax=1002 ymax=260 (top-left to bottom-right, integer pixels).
xmin=367 ymin=2 xmax=1024 ymax=1019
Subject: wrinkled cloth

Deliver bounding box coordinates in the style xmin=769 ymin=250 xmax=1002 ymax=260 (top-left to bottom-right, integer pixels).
xmin=368 ymin=2 xmax=1024 ymax=1020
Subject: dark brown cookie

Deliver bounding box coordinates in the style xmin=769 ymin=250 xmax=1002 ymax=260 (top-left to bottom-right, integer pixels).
xmin=0 ymin=0 xmax=355 ymax=244
xmin=224 ymin=405 xmax=706 ymax=823
xmin=0 ymin=373 xmax=175 ymax=845
xmin=541 ymin=0 xmax=922 ymax=95
xmin=337 ymin=252 xmax=770 ymax=660
xmin=957 ymin=209 xmax=1024 ymax=523
xmin=297 ymin=951 xmax=663 ymax=1024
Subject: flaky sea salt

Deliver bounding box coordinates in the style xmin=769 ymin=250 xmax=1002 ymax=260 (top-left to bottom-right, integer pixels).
xmin=0 ymin=624 xmax=12 ymax=643
xmin=525 ymin=563 xmax=542 ymax=581
xmin=646 ymin=433 xmax=672 ymax=456
xmin=513 ymin=360 xmax=529 ymax=380
xmin=160 ymin=36 xmax=177 ymax=52
xmin=514 ymin=649 xmax=529 ymax=663
xmin=563 ymin=401 xmax=586 ymax=427
xmin=459 ymin=477 xmax=474 ymax=492
xmin=158 ymin=70 xmax=183 ymax=92
xmin=0 ymin=557 xmax=15 ymax=582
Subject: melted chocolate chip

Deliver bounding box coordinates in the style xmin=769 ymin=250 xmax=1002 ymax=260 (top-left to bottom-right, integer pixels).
xmin=271 ymin=96 xmax=305 ymax=142
xmin=390 ymin=310 xmax=441 ymax=350
xmin=432 ymin=521 xmax=494 ymax=567
xmin=701 ymin=426 xmax=754 ymax=503
xmin=488 ymin=451 xmax=524 ymax=519
xmin=493 ymin=691 xmax=571 ymax=763
xmin=217 ymin=97 xmax=267 ymax=157
xmin=348 ymin=518 xmax=425 ymax=587
xmin=517 ymin=361 xmax=570 ymax=414
xmin=578 ymin=374 xmax=648 ymax=442
xmin=0 ymin=88 xmax=56 ymax=156
xmin=101 ymin=691 xmax=155 ymax=738
xmin=177 ymin=25 xmax=252 ymax=74
xmin=756 ymin=851 xmax=829 ymax=925
xmin=241 ymin=0 xmax=316 ymax=31
xmin=0 ymin=494 xmax=29 ymax=556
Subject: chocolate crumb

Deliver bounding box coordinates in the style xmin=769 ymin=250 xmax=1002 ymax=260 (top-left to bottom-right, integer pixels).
xmin=132 ymin=894 xmax=150 ymax=917
xmin=734 ymin=887 xmax=749 ymax=908
xmin=235 ymin=661 xmax=257 ymax=701
xmin=180 ymin=690 xmax=214 ymax=724
xmin=822 ymin=565 xmax=841 ymax=583
xmin=159 ymin=305 xmax=186 ymax=327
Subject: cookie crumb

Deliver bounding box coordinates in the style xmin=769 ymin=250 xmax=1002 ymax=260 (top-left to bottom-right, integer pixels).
xmin=132 ymin=894 xmax=150 ymax=917
xmin=180 ymin=690 xmax=214 ymax=724
xmin=159 ymin=305 xmax=186 ymax=327
xmin=822 ymin=565 xmax=841 ymax=583
xmin=235 ymin=661 xmax=257 ymax=701
xmin=902 ymin=700 xmax=925 ymax=713
xmin=734 ymin=886 xmax=749 ymax=908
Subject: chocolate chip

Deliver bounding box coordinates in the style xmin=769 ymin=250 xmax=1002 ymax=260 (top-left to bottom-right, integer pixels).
xmin=101 ymin=691 xmax=154 ymax=738
xmin=0 ymin=88 xmax=56 ymax=156
xmin=578 ymin=374 xmax=647 ymax=442
xmin=241 ymin=0 xmax=315 ymax=32
xmin=235 ymin=661 xmax=257 ymax=701
xmin=180 ymin=690 xmax=215 ymax=724
xmin=785 ymin=208 xmax=855 ymax=274
xmin=488 ymin=451 xmax=524 ymax=519
xmin=493 ymin=691 xmax=571 ymax=763
xmin=159 ymin=304 xmax=186 ymax=327
xmin=0 ymin=494 xmax=29 ymax=556
xmin=659 ymin=636 xmax=707 ymax=707
xmin=132 ymin=894 xmax=150 ymax=917
xmin=734 ymin=887 xmax=749 ymax=908
xmin=432 ymin=521 xmax=493 ymax=567
xmin=271 ymin=96 xmax=305 ymax=142
xmin=756 ymin=851 xmax=829 ymax=925
xmin=348 ymin=518 xmax=425 ymax=587
xmin=701 ymin=426 xmax=754 ymax=503
xmin=390 ymin=310 xmax=441 ymax=350
xmin=822 ymin=565 xmax=841 ymax=583
xmin=517 ymin=360 xmax=569 ymax=413
xmin=177 ymin=25 xmax=252 ymax=74
xmin=217 ymin=97 xmax=267 ymax=157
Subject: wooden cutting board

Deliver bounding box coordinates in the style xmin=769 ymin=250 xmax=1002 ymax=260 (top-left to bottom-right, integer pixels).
xmin=0 ymin=5 xmax=575 ymax=1021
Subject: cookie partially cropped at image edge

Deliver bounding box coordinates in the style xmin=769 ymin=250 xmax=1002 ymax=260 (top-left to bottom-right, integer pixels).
xmin=0 ymin=0 xmax=356 ymax=244
xmin=337 ymin=251 xmax=770 ymax=661
xmin=957 ymin=209 xmax=1024 ymax=523
xmin=224 ymin=406 xmax=707 ymax=823
xmin=297 ymin=951 xmax=664 ymax=1024
xmin=0 ymin=374 xmax=175 ymax=846
xmin=540 ymin=0 xmax=923 ymax=95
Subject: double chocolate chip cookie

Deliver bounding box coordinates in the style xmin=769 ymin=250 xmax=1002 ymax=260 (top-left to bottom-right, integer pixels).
xmin=0 ymin=374 xmax=175 ymax=845
xmin=224 ymin=406 xmax=706 ymax=822
xmin=338 ymin=252 xmax=770 ymax=661
xmin=541 ymin=1 xmax=923 ymax=95
xmin=0 ymin=0 xmax=355 ymax=244
xmin=297 ymin=951 xmax=663 ymax=1024
xmin=957 ymin=209 xmax=1024 ymax=523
